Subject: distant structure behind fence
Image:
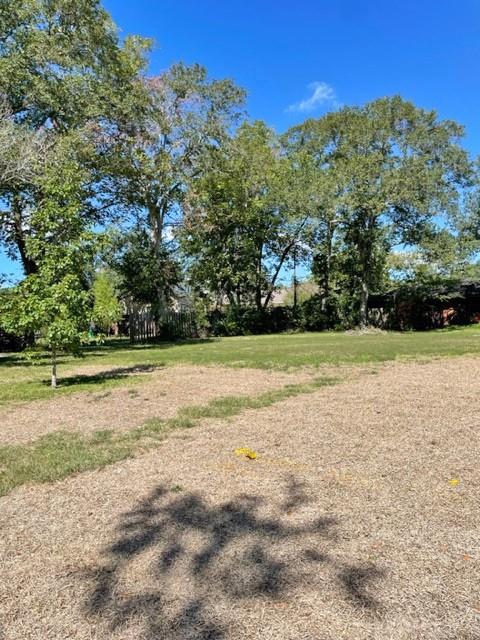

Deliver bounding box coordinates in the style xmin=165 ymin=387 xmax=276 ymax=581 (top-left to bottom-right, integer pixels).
xmin=128 ymin=308 xmax=197 ymax=343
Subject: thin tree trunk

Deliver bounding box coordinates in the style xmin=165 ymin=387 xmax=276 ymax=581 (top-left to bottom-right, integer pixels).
xmin=357 ymin=217 xmax=374 ymax=329
xmin=254 ymin=242 xmax=263 ymax=310
xmin=263 ymin=242 xmax=295 ymax=309
xmin=292 ymin=248 xmax=298 ymax=310
xmin=51 ymin=348 xmax=57 ymax=389
xmin=148 ymin=201 xmax=167 ymax=319
xmin=320 ymin=223 xmax=333 ymax=313
xmin=263 ymin=217 xmax=309 ymax=309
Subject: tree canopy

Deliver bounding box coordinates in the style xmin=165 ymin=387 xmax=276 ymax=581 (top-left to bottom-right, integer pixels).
xmin=284 ymin=96 xmax=473 ymax=325
xmin=1 ymin=0 xmax=479 ymax=348
xmin=182 ymin=121 xmax=312 ymax=310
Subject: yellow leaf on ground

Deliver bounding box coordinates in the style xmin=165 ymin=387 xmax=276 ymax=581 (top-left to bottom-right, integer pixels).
xmin=448 ymin=478 xmax=460 ymax=487
xmin=234 ymin=447 xmax=258 ymax=460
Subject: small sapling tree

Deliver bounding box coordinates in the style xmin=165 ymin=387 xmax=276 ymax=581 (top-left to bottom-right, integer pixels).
xmin=0 ymin=143 xmax=95 ymax=388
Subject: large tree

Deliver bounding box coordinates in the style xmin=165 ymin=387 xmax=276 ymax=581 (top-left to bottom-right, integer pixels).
xmin=285 ymin=96 xmax=472 ymax=326
xmin=182 ymin=121 xmax=311 ymax=309
xmin=0 ymin=0 xmax=150 ymax=276
xmin=106 ymin=63 xmax=245 ymax=313
xmin=282 ymin=122 xmax=342 ymax=317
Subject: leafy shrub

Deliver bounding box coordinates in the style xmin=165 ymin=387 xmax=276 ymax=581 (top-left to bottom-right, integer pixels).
xmin=208 ymin=306 xmax=300 ymax=336
xmin=300 ymin=294 xmax=343 ymax=331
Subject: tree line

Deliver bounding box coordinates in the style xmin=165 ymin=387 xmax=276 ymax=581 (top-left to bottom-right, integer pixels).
xmin=1 ymin=0 xmax=479 ymax=383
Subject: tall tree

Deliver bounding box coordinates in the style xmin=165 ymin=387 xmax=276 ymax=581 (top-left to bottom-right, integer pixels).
xmin=282 ymin=123 xmax=343 ymax=316
xmin=107 ymin=63 xmax=245 ymax=314
xmin=0 ymin=0 xmax=150 ymax=275
xmin=286 ymin=97 xmax=472 ymax=326
xmin=182 ymin=121 xmax=311 ymax=309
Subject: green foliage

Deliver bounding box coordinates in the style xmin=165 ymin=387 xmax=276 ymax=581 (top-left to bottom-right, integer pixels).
xmin=0 ymin=0 xmax=150 ymax=274
xmin=183 ymin=121 xmax=310 ymax=309
xmin=387 ymin=220 xmax=480 ymax=289
xmin=208 ymin=306 xmax=299 ymax=336
xmin=106 ymin=63 xmax=245 ymax=311
xmin=0 ymin=143 xmax=96 ymax=385
xmin=92 ymin=270 xmax=123 ymax=332
xmin=112 ymin=227 xmax=180 ymax=310
xmin=284 ymin=96 xmax=473 ymax=327
xmin=1 ymin=0 xmax=478 ymax=337
xmin=0 ymin=0 xmax=150 ymax=130
xmin=300 ymin=295 xmax=340 ymax=331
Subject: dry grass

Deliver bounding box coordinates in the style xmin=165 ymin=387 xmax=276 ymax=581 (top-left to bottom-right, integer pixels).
xmin=0 ymin=364 xmax=318 ymax=445
xmin=1 ymin=357 xmax=479 ymax=639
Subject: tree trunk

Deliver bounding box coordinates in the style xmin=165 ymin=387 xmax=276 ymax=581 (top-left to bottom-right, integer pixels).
xmin=51 ymin=349 xmax=57 ymax=389
xmin=358 ymin=279 xmax=369 ymax=328
xmin=254 ymin=288 xmax=262 ymax=310
xmin=254 ymin=244 xmax=263 ymax=311
xmin=262 ymin=217 xmax=309 ymax=310
xmin=263 ymin=242 xmax=294 ymax=309
xmin=12 ymin=197 xmax=38 ymax=275
xmin=148 ymin=201 xmax=167 ymax=319
xmin=355 ymin=212 xmax=376 ymax=329
xmin=292 ymin=249 xmax=298 ymax=310
xmin=320 ymin=223 xmax=333 ymax=313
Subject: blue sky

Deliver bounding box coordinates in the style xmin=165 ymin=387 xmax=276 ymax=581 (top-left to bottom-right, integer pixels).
xmin=2 ymin=0 xmax=479 ymax=279
xmin=101 ymin=0 xmax=480 ymax=140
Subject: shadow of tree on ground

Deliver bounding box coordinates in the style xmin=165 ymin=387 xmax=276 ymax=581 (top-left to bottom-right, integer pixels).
xmin=43 ymin=364 xmax=160 ymax=388
xmin=83 ymin=476 xmax=384 ymax=639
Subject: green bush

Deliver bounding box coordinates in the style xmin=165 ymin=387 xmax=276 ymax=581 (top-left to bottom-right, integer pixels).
xmin=208 ymin=306 xmax=300 ymax=336
xmin=300 ymin=294 xmax=343 ymax=331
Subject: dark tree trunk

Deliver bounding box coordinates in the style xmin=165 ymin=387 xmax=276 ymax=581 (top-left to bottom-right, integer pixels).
xmin=263 ymin=241 xmax=295 ymax=309
xmin=11 ymin=198 xmax=38 ymax=275
xmin=15 ymin=231 xmax=38 ymax=276
xmin=254 ymin=242 xmax=263 ymax=310
xmin=356 ymin=213 xmax=375 ymax=329
xmin=320 ymin=222 xmax=333 ymax=313
xmin=148 ymin=201 xmax=167 ymax=318
xmin=292 ymin=249 xmax=298 ymax=310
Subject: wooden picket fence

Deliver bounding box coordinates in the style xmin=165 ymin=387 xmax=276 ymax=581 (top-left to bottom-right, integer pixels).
xmin=128 ymin=308 xmax=197 ymax=344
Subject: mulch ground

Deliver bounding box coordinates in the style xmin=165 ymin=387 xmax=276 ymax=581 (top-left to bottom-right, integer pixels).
xmin=0 ymin=364 xmax=317 ymax=444
xmin=0 ymin=357 xmax=479 ymax=639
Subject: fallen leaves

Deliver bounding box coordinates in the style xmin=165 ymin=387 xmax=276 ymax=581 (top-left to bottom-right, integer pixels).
xmin=234 ymin=447 xmax=258 ymax=460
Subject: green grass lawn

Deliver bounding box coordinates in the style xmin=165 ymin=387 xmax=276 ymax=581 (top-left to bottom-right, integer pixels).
xmin=1 ymin=325 xmax=479 ymax=405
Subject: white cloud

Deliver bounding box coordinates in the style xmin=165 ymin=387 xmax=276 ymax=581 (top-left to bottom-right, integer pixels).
xmin=286 ymin=81 xmax=337 ymax=113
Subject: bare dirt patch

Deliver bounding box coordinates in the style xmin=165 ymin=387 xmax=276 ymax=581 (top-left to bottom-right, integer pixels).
xmin=0 ymin=364 xmax=318 ymax=445
xmin=0 ymin=357 xmax=479 ymax=639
